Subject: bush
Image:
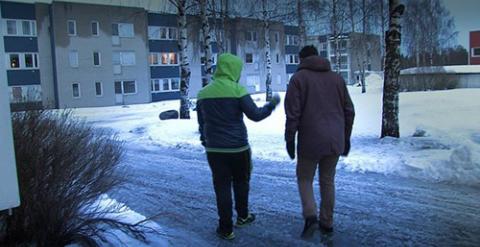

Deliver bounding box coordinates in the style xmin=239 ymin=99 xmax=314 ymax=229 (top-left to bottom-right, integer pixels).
xmin=0 ymin=110 xmax=148 ymax=247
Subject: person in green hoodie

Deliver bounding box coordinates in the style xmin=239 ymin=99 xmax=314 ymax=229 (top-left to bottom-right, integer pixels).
xmin=197 ymin=53 xmax=280 ymax=240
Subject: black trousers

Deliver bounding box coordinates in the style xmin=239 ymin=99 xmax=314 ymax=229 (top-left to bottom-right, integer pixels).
xmin=206 ymin=149 xmax=252 ymax=232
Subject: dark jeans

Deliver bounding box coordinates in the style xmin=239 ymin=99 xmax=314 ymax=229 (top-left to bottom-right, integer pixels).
xmin=207 ymin=149 xmax=252 ymax=232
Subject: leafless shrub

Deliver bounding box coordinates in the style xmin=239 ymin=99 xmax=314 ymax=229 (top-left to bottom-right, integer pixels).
xmin=1 ymin=110 xmax=149 ymax=247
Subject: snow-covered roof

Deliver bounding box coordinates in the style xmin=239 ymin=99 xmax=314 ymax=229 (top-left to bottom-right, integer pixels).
xmin=2 ymin=0 xmax=176 ymax=13
xmin=401 ymin=65 xmax=480 ymax=75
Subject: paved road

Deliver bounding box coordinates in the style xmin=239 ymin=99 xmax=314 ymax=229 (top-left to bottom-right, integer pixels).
xmin=111 ymin=143 xmax=480 ymax=247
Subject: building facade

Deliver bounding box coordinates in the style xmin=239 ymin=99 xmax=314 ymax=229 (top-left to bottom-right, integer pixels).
xmin=1 ymin=1 xmax=299 ymax=109
xmin=308 ymin=32 xmax=382 ymax=84
xmin=469 ymin=31 xmax=480 ymax=65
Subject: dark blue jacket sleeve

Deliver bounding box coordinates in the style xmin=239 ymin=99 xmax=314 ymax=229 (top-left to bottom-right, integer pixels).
xmin=240 ymin=95 xmax=274 ymax=122
xmin=196 ymin=100 xmax=206 ymax=146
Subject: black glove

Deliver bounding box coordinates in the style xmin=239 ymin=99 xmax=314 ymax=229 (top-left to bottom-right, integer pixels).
xmin=286 ymin=140 xmax=295 ymax=160
xmin=342 ymin=139 xmax=351 ymax=157
xmin=267 ymin=93 xmax=281 ymax=110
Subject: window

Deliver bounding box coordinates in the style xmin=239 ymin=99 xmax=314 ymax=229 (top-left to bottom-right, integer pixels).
xmin=7 ymin=53 xmax=39 ymax=69
xmin=286 ymin=35 xmax=299 ymax=46
xmin=11 ymin=86 xmax=23 ymax=102
xmin=246 ymin=31 xmax=257 ymax=42
xmin=22 ymin=20 xmax=31 ymax=35
xmin=95 ymin=82 xmax=103 ymax=96
xmin=112 ymin=23 xmax=119 ymax=36
xmin=149 ymin=52 xmax=178 ymax=66
xmin=275 ymin=53 xmax=280 ymax=64
xmin=114 ymin=80 xmax=137 ymax=94
xmin=69 ymin=51 xmax=79 ymax=67
xmin=113 ymin=23 xmax=134 ymax=37
xmin=473 ymin=47 xmax=480 ymax=57
xmin=113 ymin=51 xmax=136 ymax=66
xmin=72 ymin=83 xmax=80 ymax=98
xmin=276 ymin=74 xmax=282 ymax=85
xmin=285 ymin=54 xmax=299 ymax=64
xmin=6 ymin=20 xmax=17 ymax=35
xmin=245 ymin=53 xmax=254 ymax=64
xmin=91 ymin=21 xmax=99 ymax=36
xmin=210 ymin=30 xmax=224 ymax=42
xmin=9 ymin=85 xmax=42 ymax=103
xmin=5 ymin=19 xmax=36 ymax=36
xmin=319 ymin=42 xmax=327 ymax=51
xmin=274 ymin=32 xmax=280 ymax=44
xmin=151 ymin=78 xmax=180 ymax=92
xmin=114 ymin=80 xmax=137 ymax=95
xmin=9 ymin=54 xmax=20 ymax=68
xmin=68 ymin=20 xmax=76 ymax=36
xmin=93 ymin=52 xmax=101 ymax=66
xmin=148 ymin=26 xmax=177 ymax=40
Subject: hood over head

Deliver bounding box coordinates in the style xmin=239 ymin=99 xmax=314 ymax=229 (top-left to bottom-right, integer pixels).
xmin=213 ymin=53 xmax=243 ymax=83
xmin=297 ymin=55 xmax=331 ymax=72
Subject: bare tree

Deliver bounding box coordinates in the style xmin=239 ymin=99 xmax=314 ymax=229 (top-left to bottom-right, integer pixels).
xmin=403 ymin=0 xmax=457 ymax=67
xmin=210 ymin=0 xmax=230 ymax=53
xmin=381 ymin=0 xmax=405 ymax=138
xmin=199 ymin=0 xmax=213 ymax=87
xmin=169 ymin=0 xmax=192 ymax=119
xmin=297 ymin=0 xmax=307 ymax=47
xmin=262 ymin=0 xmax=273 ymax=100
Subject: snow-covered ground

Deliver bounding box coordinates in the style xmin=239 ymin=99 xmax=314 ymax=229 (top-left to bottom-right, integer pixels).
xmin=75 ymin=74 xmax=480 ymax=186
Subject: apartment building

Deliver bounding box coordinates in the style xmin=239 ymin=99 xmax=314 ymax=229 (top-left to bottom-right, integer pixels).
xmin=308 ymin=32 xmax=381 ymax=84
xmin=1 ymin=0 xmax=299 ymax=109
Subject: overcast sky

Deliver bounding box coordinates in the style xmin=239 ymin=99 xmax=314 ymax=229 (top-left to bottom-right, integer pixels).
xmin=442 ymin=0 xmax=480 ymax=49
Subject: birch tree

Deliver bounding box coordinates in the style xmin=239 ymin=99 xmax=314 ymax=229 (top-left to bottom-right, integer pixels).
xmin=381 ymin=0 xmax=404 ymax=138
xmin=169 ymin=0 xmax=192 ymax=119
xmin=262 ymin=0 xmax=273 ymax=101
xmin=199 ymin=0 xmax=213 ymax=87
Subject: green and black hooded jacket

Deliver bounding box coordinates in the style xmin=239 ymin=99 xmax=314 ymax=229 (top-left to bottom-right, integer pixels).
xmin=197 ymin=53 xmax=275 ymax=153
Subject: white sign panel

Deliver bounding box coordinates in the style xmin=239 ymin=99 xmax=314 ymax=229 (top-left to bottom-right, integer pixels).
xmin=0 ymin=8 xmax=21 ymax=211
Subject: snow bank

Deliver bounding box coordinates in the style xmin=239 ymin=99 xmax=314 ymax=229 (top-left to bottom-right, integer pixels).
xmin=74 ymin=76 xmax=480 ymax=186
xmin=65 ymin=195 xmax=169 ymax=247
xmin=401 ymin=65 xmax=480 ymax=75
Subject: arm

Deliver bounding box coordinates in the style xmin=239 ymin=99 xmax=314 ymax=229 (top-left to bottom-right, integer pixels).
xmin=240 ymin=95 xmax=275 ymax=122
xmin=343 ymin=84 xmax=355 ymax=140
xmin=196 ymin=100 xmax=206 ymax=146
xmin=284 ymin=79 xmax=302 ymax=143
xmin=342 ymin=83 xmax=355 ymax=156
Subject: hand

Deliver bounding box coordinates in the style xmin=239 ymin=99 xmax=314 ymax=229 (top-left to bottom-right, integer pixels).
xmin=270 ymin=93 xmax=281 ymax=108
xmin=342 ymin=139 xmax=350 ymax=157
xmin=286 ymin=140 xmax=295 ymax=160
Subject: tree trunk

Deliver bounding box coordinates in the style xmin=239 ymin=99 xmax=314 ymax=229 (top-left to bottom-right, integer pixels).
xmin=177 ymin=0 xmax=191 ymax=119
xmin=332 ymin=0 xmax=341 ymax=73
xmin=348 ymin=0 xmax=355 ymax=32
xmin=200 ymin=0 xmax=213 ymax=87
xmin=380 ymin=0 xmax=385 ymax=70
xmin=263 ymin=0 xmax=273 ymax=101
xmin=381 ymin=0 xmax=404 ymax=138
xmin=297 ymin=0 xmax=306 ymax=47
xmin=360 ymin=0 xmax=367 ymax=93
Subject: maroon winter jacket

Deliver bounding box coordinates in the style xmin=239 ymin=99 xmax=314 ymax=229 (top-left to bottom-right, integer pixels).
xmin=284 ymin=55 xmax=355 ymax=160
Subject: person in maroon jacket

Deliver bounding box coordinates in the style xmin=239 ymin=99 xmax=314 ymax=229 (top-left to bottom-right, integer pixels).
xmin=284 ymin=45 xmax=355 ymax=238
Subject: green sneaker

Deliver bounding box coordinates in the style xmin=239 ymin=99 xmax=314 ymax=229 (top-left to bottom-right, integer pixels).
xmin=236 ymin=213 xmax=256 ymax=227
xmin=216 ymin=228 xmax=235 ymax=240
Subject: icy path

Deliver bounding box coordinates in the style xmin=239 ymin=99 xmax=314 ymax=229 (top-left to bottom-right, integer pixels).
xmin=111 ymin=143 xmax=480 ymax=247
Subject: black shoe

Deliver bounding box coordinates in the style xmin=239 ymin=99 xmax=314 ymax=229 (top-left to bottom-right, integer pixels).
xmin=319 ymin=224 xmax=334 ymax=234
xmin=216 ymin=227 xmax=235 ymax=240
xmin=301 ymin=216 xmax=318 ymax=239
xmin=236 ymin=213 xmax=256 ymax=227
